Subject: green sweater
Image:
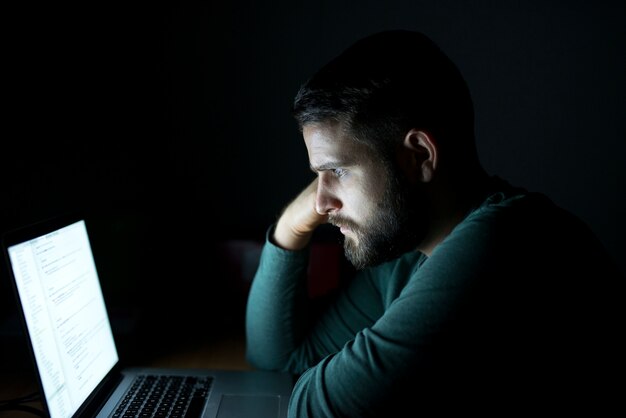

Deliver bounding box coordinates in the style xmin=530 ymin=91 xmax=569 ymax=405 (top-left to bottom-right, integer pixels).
xmin=246 ymin=180 xmax=624 ymax=417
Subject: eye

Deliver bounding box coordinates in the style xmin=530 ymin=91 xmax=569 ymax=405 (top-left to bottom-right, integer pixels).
xmin=333 ymin=168 xmax=347 ymax=178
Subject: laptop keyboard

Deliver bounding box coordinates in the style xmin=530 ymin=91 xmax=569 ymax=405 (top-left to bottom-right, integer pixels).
xmin=112 ymin=374 xmax=213 ymax=418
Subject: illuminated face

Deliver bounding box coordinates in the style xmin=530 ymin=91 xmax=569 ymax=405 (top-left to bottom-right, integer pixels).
xmin=304 ymin=123 xmax=420 ymax=269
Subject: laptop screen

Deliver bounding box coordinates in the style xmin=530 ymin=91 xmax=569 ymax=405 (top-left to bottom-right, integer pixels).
xmin=7 ymin=219 xmax=118 ymax=418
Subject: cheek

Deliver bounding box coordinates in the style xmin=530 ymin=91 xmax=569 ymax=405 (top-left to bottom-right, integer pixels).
xmin=351 ymin=179 xmax=385 ymax=221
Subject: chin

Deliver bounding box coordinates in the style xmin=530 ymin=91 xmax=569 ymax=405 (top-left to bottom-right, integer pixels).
xmin=345 ymin=227 xmax=423 ymax=269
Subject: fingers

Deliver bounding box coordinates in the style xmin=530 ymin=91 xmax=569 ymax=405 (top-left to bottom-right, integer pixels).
xmin=273 ymin=178 xmax=327 ymax=250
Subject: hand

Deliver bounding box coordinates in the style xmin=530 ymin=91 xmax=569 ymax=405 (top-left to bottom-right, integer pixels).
xmin=273 ymin=178 xmax=328 ymax=250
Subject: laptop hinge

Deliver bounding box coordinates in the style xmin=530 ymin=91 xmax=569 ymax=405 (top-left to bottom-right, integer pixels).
xmin=74 ymin=367 xmax=124 ymax=418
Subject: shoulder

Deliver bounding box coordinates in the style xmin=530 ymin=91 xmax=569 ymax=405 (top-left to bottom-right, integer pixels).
xmin=456 ymin=177 xmax=586 ymax=240
xmin=436 ymin=177 xmax=622 ymax=282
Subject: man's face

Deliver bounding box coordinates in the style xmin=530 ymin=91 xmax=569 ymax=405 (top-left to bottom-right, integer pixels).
xmin=304 ymin=123 xmax=422 ymax=269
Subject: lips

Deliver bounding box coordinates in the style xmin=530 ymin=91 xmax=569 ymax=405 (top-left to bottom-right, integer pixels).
xmin=329 ymin=216 xmax=356 ymax=235
xmin=330 ymin=221 xmax=349 ymax=234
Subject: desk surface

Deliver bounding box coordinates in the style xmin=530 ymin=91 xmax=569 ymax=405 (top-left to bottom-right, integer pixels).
xmin=0 ymin=332 xmax=252 ymax=418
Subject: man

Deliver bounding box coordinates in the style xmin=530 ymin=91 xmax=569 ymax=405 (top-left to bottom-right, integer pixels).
xmin=245 ymin=30 xmax=623 ymax=417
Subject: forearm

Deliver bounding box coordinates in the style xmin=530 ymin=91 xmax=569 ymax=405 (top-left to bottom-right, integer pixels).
xmin=245 ymin=232 xmax=312 ymax=371
xmin=286 ymin=317 xmax=426 ymax=418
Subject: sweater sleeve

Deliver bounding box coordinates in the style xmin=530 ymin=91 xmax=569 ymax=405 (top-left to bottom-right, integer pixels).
xmin=244 ymin=226 xmax=311 ymax=371
xmin=245 ymin=226 xmax=390 ymax=374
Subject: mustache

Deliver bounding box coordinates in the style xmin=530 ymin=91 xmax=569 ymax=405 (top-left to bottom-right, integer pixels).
xmin=327 ymin=214 xmax=360 ymax=231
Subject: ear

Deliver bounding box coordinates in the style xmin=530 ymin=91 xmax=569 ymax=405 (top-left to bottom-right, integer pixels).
xmin=397 ymin=129 xmax=438 ymax=183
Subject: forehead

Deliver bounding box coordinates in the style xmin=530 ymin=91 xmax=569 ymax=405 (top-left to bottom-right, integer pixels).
xmin=303 ymin=123 xmax=371 ymax=164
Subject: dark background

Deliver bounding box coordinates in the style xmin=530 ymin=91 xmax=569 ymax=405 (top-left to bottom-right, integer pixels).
xmin=2 ymin=1 xmax=625 ymax=366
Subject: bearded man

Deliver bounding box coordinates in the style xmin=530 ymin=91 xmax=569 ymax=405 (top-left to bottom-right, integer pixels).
xmin=245 ymin=30 xmax=624 ymax=417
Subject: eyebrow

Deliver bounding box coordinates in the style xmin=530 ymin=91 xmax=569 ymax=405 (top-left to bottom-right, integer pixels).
xmin=310 ymin=161 xmax=344 ymax=173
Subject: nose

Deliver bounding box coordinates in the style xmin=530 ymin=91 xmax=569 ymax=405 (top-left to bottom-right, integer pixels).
xmin=315 ymin=175 xmax=342 ymax=215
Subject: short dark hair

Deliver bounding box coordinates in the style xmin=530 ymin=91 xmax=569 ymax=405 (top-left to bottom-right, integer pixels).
xmin=293 ymin=30 xmax=476 ymax=162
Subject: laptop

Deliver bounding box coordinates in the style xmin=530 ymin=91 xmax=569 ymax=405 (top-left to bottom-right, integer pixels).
xmin=2 ymin=213 xmax=294 ymax=418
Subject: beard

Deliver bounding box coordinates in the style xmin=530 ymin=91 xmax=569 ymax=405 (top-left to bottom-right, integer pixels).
xmin=329 ymin=163 xmax=425 ymax=270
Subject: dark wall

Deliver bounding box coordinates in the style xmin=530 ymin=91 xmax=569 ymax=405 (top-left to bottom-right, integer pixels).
xmin=2 ymin=1 xmax=625 ymax=351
